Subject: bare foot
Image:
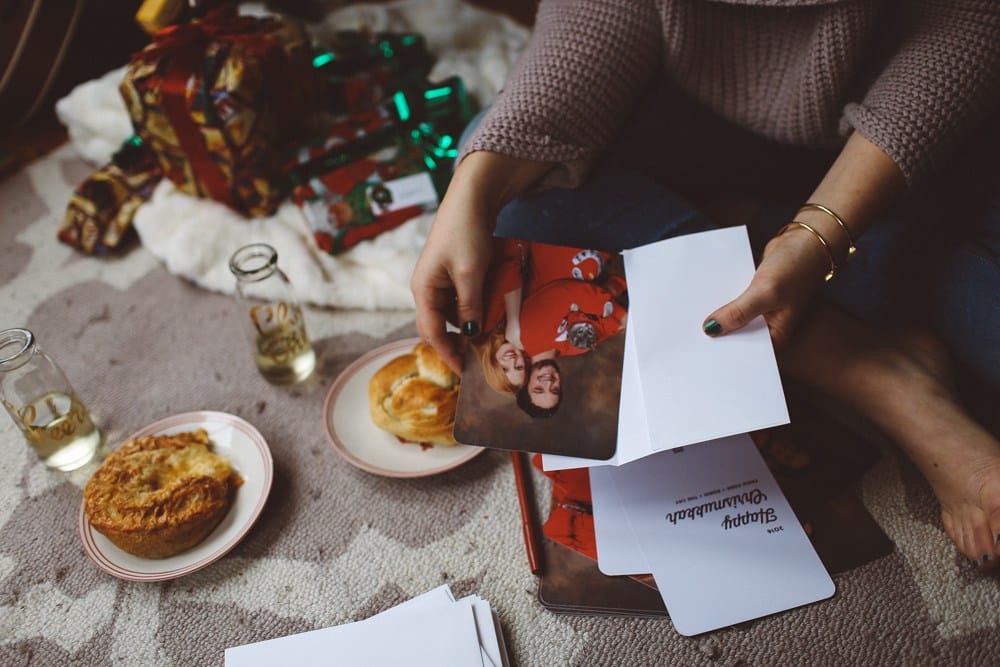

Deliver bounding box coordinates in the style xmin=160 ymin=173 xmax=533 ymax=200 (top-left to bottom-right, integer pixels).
xmin=782 ymin=312 xmax=1000 ymax=569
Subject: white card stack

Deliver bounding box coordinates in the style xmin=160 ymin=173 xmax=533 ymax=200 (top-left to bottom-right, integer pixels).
xmin=225 ymin=585 xmax=508 ymax=667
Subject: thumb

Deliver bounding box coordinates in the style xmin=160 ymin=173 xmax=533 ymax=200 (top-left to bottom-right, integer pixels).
xmin=702 ymin=282 xmax=777 ymax=338
xmin=453 ymin=269 xmax=485 ymax=338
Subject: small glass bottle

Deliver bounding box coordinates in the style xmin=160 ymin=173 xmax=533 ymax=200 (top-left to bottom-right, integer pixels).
xmin=229 ymin=243 xmax=316 ymax=384
xmin=0 ymin=328 xmax=101 ymax=471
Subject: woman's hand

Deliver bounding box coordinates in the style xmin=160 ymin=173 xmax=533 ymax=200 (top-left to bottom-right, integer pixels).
xmin=702 ymin=132 xmax=905 ymax=347
xmin=411 ymin=151 xmax=552 ymax=373
xmin=701 ymin=227 xmax=834 ymax=348
xmin=411 ymin=188 xmax=494 ymax=374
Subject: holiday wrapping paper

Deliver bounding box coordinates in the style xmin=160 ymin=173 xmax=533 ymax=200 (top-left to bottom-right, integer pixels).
xmin=119 ymin=9 xmax=314 ymax=217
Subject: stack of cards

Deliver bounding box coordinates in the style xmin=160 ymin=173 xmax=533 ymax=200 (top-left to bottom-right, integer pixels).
xmin=591 ymin=435 xmax=834 ymax=635
xmin=225 ymin=585 xmax=508 ymax=666
xmin=453 ymin=227 xmax=836 ymax=635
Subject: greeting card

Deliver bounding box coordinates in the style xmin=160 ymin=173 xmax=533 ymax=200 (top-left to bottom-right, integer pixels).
xmin=453 ymin=238 xmax=627 ymax=460
xmin=602 ymin=434 xmax=834 ymax=636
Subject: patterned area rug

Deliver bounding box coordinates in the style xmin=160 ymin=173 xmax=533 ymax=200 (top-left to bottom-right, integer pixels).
xmin=3 ymin=8 xmax=1000 ymax=667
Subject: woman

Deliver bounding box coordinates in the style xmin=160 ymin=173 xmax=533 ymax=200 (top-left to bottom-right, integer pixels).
xmin=411 ymin=0 xmax=1000 ymax=568
xmin=473 ymin=323 xmax=529 ymax=395
xmin=516 ymin=355 xmax=562 ymax=419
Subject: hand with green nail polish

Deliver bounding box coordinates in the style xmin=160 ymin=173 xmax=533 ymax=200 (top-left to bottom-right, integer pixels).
xmin=702 ymin=133 xmax=905 ymax=347
xmin=702 ymin=227 xmax=830 ymax=348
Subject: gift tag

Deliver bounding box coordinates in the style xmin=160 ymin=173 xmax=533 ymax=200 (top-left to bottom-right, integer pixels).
xmin=368 ymin=172 xmax=438 ymax=215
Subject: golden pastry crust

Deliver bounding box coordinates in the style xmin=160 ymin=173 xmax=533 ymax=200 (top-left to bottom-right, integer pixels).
xmin=84 ymin=429 xmax=242 ymax=559
xmin=368 ymin=342 xmax=460 ymax=445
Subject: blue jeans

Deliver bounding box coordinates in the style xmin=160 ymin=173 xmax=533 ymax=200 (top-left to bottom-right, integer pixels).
xmin=458 ymin=85 xmax=1000 ymax=388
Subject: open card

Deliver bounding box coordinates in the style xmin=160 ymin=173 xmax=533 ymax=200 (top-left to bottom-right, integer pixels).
xmin=453 ymin=239 xmax=625 ymax=460
xmin=600 ymin=434 xmax=835 ymax=636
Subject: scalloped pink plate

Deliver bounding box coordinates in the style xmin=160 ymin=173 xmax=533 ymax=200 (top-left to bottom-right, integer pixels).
xmin=323 ymin=337 xmax=483 ymax=478
xmin=78 ymin=411 xmax=273 ymax=582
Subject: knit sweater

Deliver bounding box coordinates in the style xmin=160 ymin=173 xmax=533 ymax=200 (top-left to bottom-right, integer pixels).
xmin=462 ymin=0 xmax=1000 ymax=187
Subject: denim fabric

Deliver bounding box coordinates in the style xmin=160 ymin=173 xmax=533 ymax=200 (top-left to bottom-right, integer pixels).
xmin=456 ymin=87 xmax=1000 ymax=387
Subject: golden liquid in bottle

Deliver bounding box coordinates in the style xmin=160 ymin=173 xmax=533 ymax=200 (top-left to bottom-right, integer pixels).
xmin=17 ymin=391 xmax=100 ymax=471
xmin=253 ymin=324 xmax=316 ymax=384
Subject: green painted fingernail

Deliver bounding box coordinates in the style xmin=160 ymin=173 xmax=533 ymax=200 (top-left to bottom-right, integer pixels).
xmin=461 ymin=320 xmax=480 ymax=337
xmin=983 ymin=553 xmax=991 ymax=563
xmin=703 ymin=319 xmax=723 ymax=336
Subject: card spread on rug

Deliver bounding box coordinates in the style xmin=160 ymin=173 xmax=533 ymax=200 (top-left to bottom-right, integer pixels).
xmin=225 ymin=585 xmax=508 ymax=667
xmin=593 ymin=434 xmax=835 ymax=636
xmin=541 ymin=226 xmax=788 ymax=470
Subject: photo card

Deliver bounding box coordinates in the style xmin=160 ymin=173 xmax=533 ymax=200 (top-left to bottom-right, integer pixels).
xmin=453 ymin=238 xmax=627 ymax=459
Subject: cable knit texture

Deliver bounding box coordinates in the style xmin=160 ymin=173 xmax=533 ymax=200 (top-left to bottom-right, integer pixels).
xmin=462 ymin=0 xmax=1000 ymax=186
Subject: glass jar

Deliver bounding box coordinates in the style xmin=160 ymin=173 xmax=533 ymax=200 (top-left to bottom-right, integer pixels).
xmin=229 ymin=243 xmax=316 ymax=384
xmin=0 ymin=328 xmax=101 ymax=471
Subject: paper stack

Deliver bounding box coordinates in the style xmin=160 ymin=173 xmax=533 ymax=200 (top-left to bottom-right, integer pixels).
xmin=225 ymin=585 xmax=508 ymax=667
xmin=528 ymin=228 xmax=832 ymax=634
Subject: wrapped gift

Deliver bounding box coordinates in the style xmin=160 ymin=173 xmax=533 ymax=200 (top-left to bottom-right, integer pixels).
xmin=58 ymin=137 xmax=163 ymax=255
xmin=120 ymin=8 xmax=314 ymax=217
xmin=289 ymin=133 xmax=440 ymax=254
xmin=313 ymin=31 xmax=433 ymax=116
xmin=286 ymin=79 xmax=472 ymax=254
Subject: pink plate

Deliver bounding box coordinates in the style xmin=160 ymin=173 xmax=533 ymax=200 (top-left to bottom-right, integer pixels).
xmin=78 ymin=411 xmax=273 ymax=582
xmin=323 ymin=337 xmax=483 ymax=478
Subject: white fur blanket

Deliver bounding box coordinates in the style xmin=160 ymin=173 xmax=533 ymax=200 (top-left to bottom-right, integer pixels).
xmin=54 ymin=0 xmax=528 ymax=310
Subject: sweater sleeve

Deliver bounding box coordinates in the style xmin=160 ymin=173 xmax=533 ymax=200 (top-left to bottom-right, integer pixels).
xmin=459 ymin=0 xmax=663 ymax=189
xmin=841 ymin=0 xmax=1000 ymax=185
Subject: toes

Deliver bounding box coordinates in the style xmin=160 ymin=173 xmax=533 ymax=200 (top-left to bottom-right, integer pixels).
xmin=952 ymin=520 xmax=976 ymax=562
xmin=971 ymin=520 xmax=998 ymax=570
xmin=945 ymin=507 xmax=1000 ymax=569
xmin=941 ymin=511 xmax=961 ymax=551
xmin=984 ymin=482 xmax=1000 ymax=557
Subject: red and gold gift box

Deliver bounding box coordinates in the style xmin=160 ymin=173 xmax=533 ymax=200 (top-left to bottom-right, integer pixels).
xmin=58 ymin=139 xmax=163 ymax=255
xmin=120 ymin=8 xmax=313 ymax=217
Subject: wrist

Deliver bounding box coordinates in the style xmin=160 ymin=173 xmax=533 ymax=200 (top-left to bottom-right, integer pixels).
xmin=792 ymin=207 xmax=852 ymax=264
xmin=773 ymin=223 xmax=838 ymax=282
xmin=452 ymin=150 xmax=551 ymax=212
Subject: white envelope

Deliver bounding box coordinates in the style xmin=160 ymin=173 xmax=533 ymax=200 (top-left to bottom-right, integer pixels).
xmin=607 ymin=435 xmax=835 ymax=636
xmin=590 ymin=464 xmax=649 ymax=575
xmin=622 ymin=226 xmax=789 ymax=451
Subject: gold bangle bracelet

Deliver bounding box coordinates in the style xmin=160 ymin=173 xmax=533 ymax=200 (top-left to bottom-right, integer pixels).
xmin=799 ymin=202 xmax=857 ymax=260
xmin=779 ymin=221 xmax=837 ymax=282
